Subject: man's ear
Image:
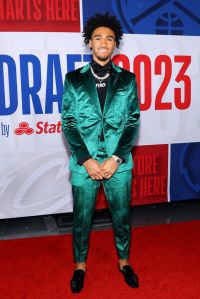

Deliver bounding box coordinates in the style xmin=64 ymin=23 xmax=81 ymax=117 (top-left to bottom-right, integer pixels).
xmin=89 ymin=40 xmax=92 ymax=49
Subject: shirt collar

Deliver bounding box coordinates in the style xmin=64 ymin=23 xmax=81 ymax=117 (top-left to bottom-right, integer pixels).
xmin=91 ymin=59 xmax=112 ymax=74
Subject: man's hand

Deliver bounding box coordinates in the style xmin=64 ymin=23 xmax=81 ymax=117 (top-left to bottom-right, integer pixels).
xmin=83 ymin=159 xmax=104 ymax=180
xmin=100 ymin=157 xmax=119 ymax=179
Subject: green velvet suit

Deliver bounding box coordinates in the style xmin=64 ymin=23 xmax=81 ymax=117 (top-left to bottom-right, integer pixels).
xmin=62 ymin=62 xmax=140 ymax=262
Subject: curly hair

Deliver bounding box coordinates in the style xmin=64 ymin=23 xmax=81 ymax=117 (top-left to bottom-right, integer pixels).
xmin=83 ymin=12 xmax=123 ymax=48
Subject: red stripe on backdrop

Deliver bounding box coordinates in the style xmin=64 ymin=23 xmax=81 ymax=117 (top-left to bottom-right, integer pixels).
xmin=95 ymin=144 xmax=168 ymax=209
xmin=0 ymin=0 xmax=80 ymax=32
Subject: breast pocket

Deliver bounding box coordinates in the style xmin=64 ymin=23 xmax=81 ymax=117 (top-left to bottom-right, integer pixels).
xmin=114 ymin=89 xmax=126 ymax=97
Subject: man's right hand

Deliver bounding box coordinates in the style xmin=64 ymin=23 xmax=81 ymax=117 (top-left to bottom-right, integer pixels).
xmin=83 ymin=159 xmax=103 ymax=180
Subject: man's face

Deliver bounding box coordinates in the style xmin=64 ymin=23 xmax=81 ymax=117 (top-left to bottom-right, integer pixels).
xmin=89 ymin=27 xmax=116 ymax=65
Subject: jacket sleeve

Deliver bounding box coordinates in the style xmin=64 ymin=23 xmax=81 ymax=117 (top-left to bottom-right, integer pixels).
xmin=61 ymin=74 xmax=91 ymax=163
xmin=113 ymin=75 xmax=140 ymax=162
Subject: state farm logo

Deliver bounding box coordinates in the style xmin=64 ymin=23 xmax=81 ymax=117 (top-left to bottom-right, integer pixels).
xmin=14 ymin=122 xmax=34 ymax=135
xmin=14 ymin=121 xmax=62 ymax=135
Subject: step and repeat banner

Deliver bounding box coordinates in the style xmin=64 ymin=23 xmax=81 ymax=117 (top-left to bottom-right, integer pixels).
xmin=0 ymin=0 xmax=200 ymax=218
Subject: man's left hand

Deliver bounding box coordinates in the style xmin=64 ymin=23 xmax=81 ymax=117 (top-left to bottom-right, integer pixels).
xmin=100 ymin=157 xmax=118 ymax=179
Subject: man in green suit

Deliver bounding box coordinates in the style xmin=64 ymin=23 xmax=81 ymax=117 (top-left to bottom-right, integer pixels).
xmin=62 ymin=13 xmax=140 ymax=293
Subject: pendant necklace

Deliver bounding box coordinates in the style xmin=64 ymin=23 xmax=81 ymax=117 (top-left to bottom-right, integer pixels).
xmin=90 ymin=66 xmax=110 ymax=88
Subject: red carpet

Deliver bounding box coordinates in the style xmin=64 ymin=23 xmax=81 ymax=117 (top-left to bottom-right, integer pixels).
xmin=0 ymin=220 xmax=200 ymax=299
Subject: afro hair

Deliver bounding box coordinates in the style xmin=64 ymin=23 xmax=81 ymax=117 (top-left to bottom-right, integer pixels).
xmin=83 ymin=12 xmax=123 ymax=48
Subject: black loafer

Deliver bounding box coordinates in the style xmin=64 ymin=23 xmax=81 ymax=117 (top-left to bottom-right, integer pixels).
xmin=119 ymin=265 xmax=139 ymax=288
xmin=70 ymin=269 xmax=85 ymax=293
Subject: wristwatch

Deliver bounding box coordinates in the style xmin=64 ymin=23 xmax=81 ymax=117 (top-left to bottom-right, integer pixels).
xmin=112 ymin=155 xmax=123 ymax=165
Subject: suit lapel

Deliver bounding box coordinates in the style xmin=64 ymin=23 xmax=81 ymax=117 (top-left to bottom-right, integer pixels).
xmin=103 ymin=65 xmax=121 ymax=115
xmin=79 ymin=65 xmax=102 ymax=115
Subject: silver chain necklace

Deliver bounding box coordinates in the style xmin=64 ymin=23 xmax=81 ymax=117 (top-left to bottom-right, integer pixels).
xmin=90 ymin=66 xmax=110 ymax=88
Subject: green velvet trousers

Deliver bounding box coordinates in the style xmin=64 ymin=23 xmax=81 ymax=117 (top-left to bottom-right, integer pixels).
xmin=71 ymin=143 xmax=132 ymax=263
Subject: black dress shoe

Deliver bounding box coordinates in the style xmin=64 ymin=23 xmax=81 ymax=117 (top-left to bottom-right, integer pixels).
xmin=70 ymin=269 xmax=85 ymax=293
xmin=119 ymin=265 xmax=139 ymax=288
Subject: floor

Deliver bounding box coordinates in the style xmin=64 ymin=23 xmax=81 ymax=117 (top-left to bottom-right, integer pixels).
xmin=0 ymin=199 xmax=200 ymax=240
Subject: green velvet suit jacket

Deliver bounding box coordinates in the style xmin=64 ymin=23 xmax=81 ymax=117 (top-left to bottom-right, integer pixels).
xmin=62 ymin=62 xmax=140 ymax=173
